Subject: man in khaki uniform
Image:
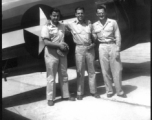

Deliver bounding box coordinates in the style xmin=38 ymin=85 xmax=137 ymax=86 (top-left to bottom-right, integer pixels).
xmin=41 ymin=8 xmax=75 ymax=106
xmin=92 ymin=5 xmax=127 ymax=98
xmin=65 ymin=7 xmax=100 ymax=100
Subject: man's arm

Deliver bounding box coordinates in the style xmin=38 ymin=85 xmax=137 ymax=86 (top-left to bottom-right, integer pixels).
xmin=92 ymin=33 xmax=98 ymax=44
xmin=43 ymin=38 xmax=66 ymax=51
xmin=41 ymin=25 xmax=67 ymax=51
xmin=87 ymin=32 xmax=98 ymax=50
xmin=87 ymin=22 xmax=97 ymax=50
xmin=91 ymin=24 xmax=98 ymax=45
xmin=114 ymin=20 xmax=121 ymax=51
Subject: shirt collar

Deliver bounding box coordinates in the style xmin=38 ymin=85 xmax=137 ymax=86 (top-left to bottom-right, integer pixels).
xmin=48 ymin=20 xmax=60 ymax=27
xmin=74 ymin=19 xmax=88 ymax=25
xmin=97 ymin=18 xmax=111 ymax=26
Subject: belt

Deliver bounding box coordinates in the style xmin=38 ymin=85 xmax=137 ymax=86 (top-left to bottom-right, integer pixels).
xmin=100 ymin=41 xmax=115 ymax=44
xmin=76 ymin=44 xmax=91 ymax=46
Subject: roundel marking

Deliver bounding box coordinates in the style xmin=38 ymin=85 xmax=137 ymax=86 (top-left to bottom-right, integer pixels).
xmin=21 ymin=4 xmax=53 ymax=58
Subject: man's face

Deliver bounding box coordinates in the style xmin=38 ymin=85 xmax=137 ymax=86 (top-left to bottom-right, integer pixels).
xmin=75 ymin=9 xmax=85 ymax=21
xmin=96 ymin=9 xmax=106 ymax=20
xmin=50 ymin=11 xmax=60 ymax=24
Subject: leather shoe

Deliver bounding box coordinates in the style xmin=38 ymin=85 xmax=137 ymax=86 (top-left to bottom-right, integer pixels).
xmin=48 ymin=100 xmax=54 ymax=106
xmin=62 ymin=96 xmax=76 ymax=101
xmin=77 ymin=95 xmax=83 ymax=100
xmin=107 ymin=94 xmax=114 ymax=98
xmin=91 ymin=93 xmax=101 ymax=98
xmin=117 ymin=94 xmax=127 ymax=98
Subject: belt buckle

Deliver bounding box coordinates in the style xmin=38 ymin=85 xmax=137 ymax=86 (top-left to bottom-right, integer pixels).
xmin=82 ymin=43 xmax=91 ymax=46
xmin=108 ymin=41 xmax=114 ymax=44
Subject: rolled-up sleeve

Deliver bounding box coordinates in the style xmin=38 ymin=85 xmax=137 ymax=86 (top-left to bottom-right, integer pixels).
xmin=92 ymin=24 xmax=98 ymax=40
xmin=64 ymin=22 xmax=72 ymax=32
xmin=41 ymin=25 xmax=49 ymax=39
xmin=113 ymin=20 xmax=121 ymax=48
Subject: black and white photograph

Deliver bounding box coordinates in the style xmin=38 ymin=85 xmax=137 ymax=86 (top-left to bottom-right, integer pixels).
xmin=2 ymin=0 xmax=150 ymax=120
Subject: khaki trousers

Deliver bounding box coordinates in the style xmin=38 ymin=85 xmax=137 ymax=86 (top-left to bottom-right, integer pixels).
xmin=75 ymin=46 xmax=97 ymax=95
xmin=98 ymin=44 xmax=124 ymax=95
xmin=44 ymin=47 xmax=70 ymax=100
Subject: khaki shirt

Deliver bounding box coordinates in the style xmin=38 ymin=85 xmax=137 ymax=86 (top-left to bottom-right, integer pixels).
xmin=92 ymin=18 xmax=121 ymax=47
xmin=66 ymin=19 xmax=92 ymax=45
xmin=41 ymin=21 xmax=65 ymax=43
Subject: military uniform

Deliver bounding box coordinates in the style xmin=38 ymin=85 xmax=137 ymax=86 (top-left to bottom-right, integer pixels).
xmin=66 ymin=20 xmax=97 ymax=96
xmin=41 ymin=21 xmax=70 ymax=101
xmin=92 ymin=18 xmax=124 ymax=96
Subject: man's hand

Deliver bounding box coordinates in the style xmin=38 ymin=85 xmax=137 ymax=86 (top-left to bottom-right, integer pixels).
xmin=115 ymin=51 xmax=120 ymax=61
xmin=116 ymin=46 xmax=120 ymax=52
xmin=59 ymin=43 xmax=66 ymax=51
xmin=59 ymin=42 xmax=69 ymax=51
xmin=58 ymin=42 xmax=69 ymax=57
xmin=87 ymin=43 xmax=95 ymax=50
xmin=62 ymin=42 xmax=69 ymax=50
xmin=115 ymin=47 xmax=120 ymax=60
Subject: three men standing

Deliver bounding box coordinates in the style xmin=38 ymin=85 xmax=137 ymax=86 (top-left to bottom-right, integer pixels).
xmin=92 ymin=5 xmax=126 ymax=98
xmin=41 ymin=4 xmax=126 ymax=106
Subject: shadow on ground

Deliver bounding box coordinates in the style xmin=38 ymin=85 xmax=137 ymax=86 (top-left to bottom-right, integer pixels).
xmin=2 ymin=61 xmax=149 ymax=115
xmin=2 ymin=108 xmax=30 ymax=120
xmin=122 ymin=61 xmax=150 ymax=80
xmin=95 ymin=61 xmax=150 ymax=80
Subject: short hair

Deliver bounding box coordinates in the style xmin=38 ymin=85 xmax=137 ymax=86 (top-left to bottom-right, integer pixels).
xmin=75 ymin=7 xmax=85 ymax=13
xmin=50 ymin=8 xmax=61 ymax=15
xmin=96 ymin=4 xmax=106 ymax=13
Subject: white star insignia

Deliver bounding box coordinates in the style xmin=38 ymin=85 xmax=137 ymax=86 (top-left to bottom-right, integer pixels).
xmin=25 ymin=8 xmax=47 ymax=54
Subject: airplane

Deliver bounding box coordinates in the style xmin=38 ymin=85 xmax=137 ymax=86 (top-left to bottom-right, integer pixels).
xmin=2 ymin=0 xmax=150 ymax=80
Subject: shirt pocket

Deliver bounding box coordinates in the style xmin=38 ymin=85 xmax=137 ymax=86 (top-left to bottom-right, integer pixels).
xmin=77 ymin=27 xmax=91 ymax=35
xmin=85 ymin=27 xmax=91 ymax=34
xmin=73 ymin=30 xmax=81 ymax=35
xmin=48 ymin=28 xmax=58 ymax=38
xmin=104 ymin=24 xmax=113 ymax=32
xmin=94 ymin=29 xmax=103 ymax=38
xmin=94 ymin=29 xmax=101 ymax=34
xmin=50 ymin=28 xmax=58 ymax=34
